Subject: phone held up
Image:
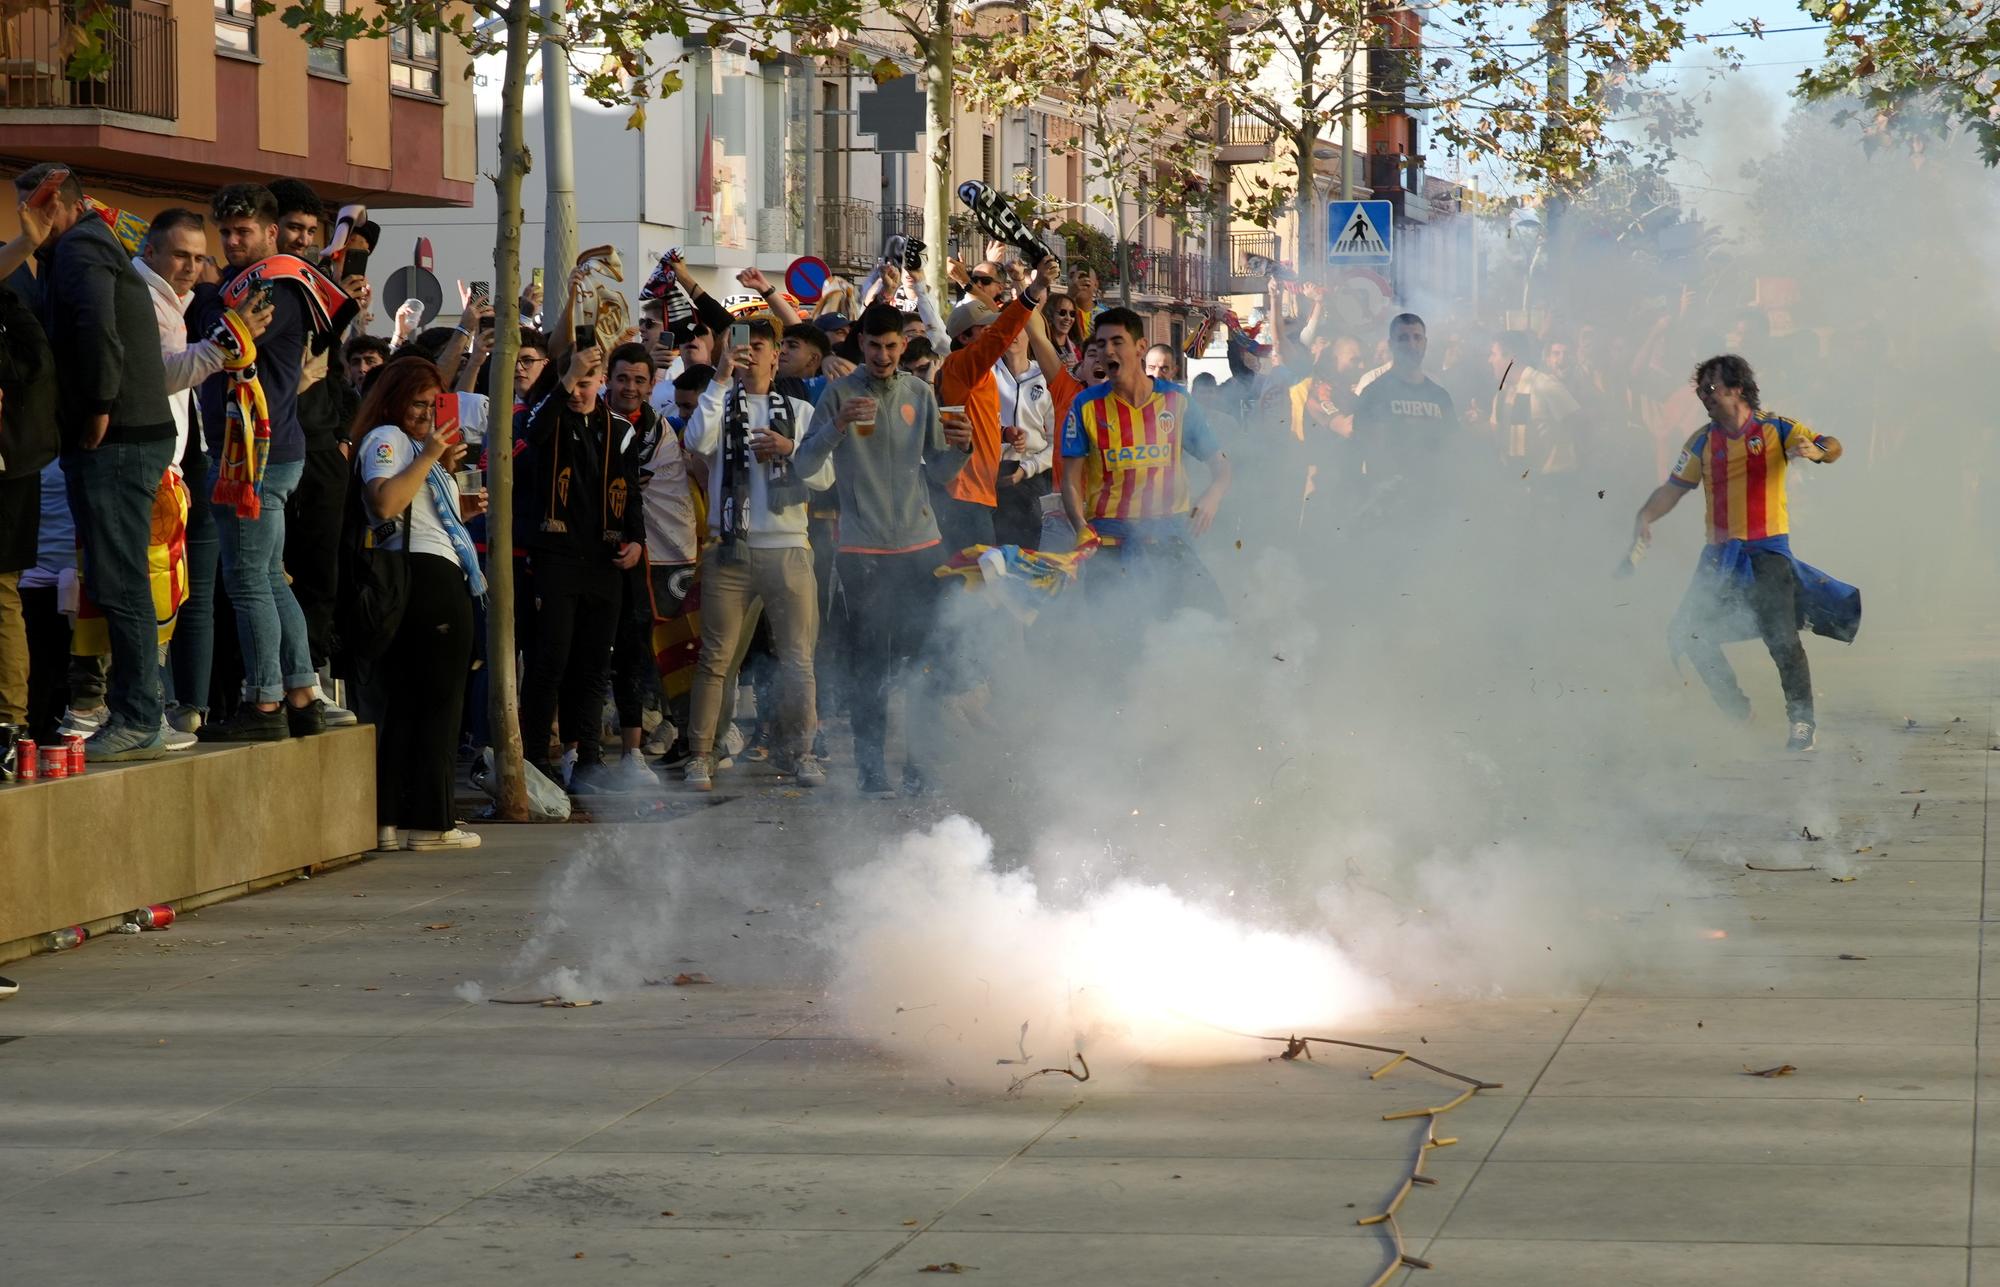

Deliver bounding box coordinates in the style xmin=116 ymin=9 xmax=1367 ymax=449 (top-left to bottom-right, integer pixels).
xmin=26 ymin=166 xmax=70 ymax=210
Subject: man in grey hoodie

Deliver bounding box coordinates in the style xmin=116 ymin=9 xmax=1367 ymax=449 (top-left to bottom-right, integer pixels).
xmin=793 ymin=303 xmax=971 ymax=795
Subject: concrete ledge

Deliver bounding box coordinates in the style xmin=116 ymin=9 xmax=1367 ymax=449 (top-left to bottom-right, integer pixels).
xmin=0 ymin=725 xmax=376 ymax=962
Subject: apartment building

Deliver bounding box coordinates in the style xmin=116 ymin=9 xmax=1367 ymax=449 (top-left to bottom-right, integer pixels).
xmin=0 ymin=0 xmax=475 ymax=237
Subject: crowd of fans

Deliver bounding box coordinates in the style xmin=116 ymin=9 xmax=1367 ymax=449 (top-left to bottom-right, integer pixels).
xmin=0 ymin=160 xmax=1831 ymax=849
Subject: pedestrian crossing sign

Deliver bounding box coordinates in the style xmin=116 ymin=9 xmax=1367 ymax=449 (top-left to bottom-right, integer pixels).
xmin=1327 ymin=200 xmax=1393 ymax=267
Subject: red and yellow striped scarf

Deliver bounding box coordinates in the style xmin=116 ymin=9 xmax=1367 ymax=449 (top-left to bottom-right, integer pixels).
xmin=207 ymin=311 xmax=269 ymax=519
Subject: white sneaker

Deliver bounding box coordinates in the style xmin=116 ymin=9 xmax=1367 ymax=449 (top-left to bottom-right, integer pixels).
xmin=59 ymin=705 xmax=107 ymax=739
xmin=620 ymin=749 xmax=660 ymax=789
xmin=375 ymin=825 xmax=404 ymax=851
xmin=717 ymin=723 xmax=746 ymax=769
xmin=314 ymin=684 xmax=359 ymax=727
xmin=405 ymin=827 xmax=481 ymax=851
xmin=159 ymin=717 xmax=198 ymax=752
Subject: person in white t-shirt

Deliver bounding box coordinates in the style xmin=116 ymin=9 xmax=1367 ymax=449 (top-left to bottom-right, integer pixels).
xmin=351 ymin=356 xmax=488 ymax=853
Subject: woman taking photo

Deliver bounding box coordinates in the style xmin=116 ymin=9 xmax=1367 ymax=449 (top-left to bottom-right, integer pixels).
xmin=352 ymin=356 xmax=487 ymax=851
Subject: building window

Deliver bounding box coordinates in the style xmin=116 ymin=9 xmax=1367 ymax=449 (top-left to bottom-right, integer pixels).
xmin=307 ymin=0 xmax=346 ymax=75
xmin=981 ymin=133 xmax=994 ymax=188
xmin=389 ymin=19 xmax=440 ymax=97
xmin=214 ymin=0 xmax=255 ymax=54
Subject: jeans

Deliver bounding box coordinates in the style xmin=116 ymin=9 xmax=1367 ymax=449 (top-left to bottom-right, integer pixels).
xmin=1678 ymin=550 xmax=1815 ymax=725
xmin=210 ymin=457 xmax=316 ymax=704
xmin=164 ymin=455 xmax=219 ymax=715
xmin=63 ymin=439 xmax=175 ymax=733
xmin=838 ymin=546 xmax=945 ymax=776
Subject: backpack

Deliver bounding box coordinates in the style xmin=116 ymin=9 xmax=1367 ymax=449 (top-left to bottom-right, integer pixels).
xmin=330 ymin=452 xmax=411 ymax=675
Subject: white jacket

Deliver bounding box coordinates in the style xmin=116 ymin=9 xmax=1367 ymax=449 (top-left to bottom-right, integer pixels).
xmin=993 ymin=358 xmax=1053 ymax=480
xmin=132 ymin=255 xmax=231 ymax=470
xmin=683 ymin=378 xmax=833 ymax=550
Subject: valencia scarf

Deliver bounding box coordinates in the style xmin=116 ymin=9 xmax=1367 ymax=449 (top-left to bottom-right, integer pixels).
xmin=715 ymin=385 xmax=803 ymax=564
xmin=206 ymin=310 xmax=269 ymax=519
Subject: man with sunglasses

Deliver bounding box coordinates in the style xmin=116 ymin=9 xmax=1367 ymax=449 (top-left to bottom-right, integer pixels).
xmin=1631 ymin=353 xmax=1850 ymax=752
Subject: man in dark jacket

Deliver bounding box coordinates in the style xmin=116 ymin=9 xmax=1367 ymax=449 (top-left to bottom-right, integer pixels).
xmin=14 ymin=163 xmax=176 ymax=760
xmin=517 ymin=342 xmax=645 ymax=792
xmin=0 ymin=218 xmax=59 ymax=728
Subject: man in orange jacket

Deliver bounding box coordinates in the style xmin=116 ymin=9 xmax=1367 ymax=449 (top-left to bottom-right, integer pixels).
xmin=930 ymin=255 xmax=1057 ymax=553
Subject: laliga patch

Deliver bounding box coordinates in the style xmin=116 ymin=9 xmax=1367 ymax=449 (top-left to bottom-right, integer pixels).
xmin=374 ymin=442 xmax=395 ymax=463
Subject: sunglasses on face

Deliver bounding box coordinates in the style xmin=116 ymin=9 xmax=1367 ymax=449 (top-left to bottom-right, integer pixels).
xmin=971 ymin=274 xmax=998 ymax=287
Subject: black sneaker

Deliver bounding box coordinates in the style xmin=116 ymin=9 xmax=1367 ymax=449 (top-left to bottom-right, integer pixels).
xmin=859 ymin=766 xmax=892 ymax=795
xmin=1786 ymin=720 xmax=1817 ymax=752
xmin=0 ymin=974 xmax=19 ymax=999
xmin=656 ymin=737 xmax=695 ymax=770
xmin=197 ymin=705 xmax=288 ymax=743
xmin=286 ymin=699 xmax=327 ymax=738
xmin=567 ymin=760 xmax=619 ymax=795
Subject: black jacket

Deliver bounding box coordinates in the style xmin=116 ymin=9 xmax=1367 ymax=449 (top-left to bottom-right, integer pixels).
xmin=518 ymin=388 xmax=645 ymax=564
xmin=39 ymin=216 xmax=172 ymax=450
xmin=0 ymin=269 xmax=58 ymax=478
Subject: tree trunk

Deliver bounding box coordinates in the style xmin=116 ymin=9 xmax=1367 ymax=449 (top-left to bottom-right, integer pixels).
xmin=483 ymin=0 xmax=535 ymax=822
xmin=1292 ymin=126 xmax=1317 ymax=279
xmin=922 ymin=6 xmax=953 ymax=298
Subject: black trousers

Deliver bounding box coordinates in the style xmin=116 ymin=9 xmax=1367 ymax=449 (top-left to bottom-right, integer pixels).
xmin=520 ymin=551 xmax=620 ymax=768
xmin=1680 ymin=550 xmax=1814 ymax=724
xmin=838 ymin=546 xmax=944 ymax=775
xmin=21 ymin=583 xmax=71 ymax=742
xmin=285 ymin=445 xmax=347 ymax=669
xmin=611 ymin=562 xmax=660 ymax=730
xmin=994 ymin=472 xmax=1051 ymax=550
xmin=361 ymin=553 xmax=473 ymax=830
xmin=932 ymin=485 xmax=996 ymax=554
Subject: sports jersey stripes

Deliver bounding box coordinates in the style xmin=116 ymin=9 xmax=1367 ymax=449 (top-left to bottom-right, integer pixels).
xmin=1669 ymin=412 xmax=1820 ymax=544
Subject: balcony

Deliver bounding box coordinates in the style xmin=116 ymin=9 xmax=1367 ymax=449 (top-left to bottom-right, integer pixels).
xmin=816 ymin=197 xmax=878 ymax=275
xmin=1109 ymin=246 xmax=1221 ymax=304
xmin=1219 ymin=115 xmax=1276 ymax=165
xmin=0 ymin=2 xmax=177 ymax=120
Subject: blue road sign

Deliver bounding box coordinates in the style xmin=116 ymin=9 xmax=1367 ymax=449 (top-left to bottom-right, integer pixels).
xmin=1327 ymin=200 xmax=1393 ymax=267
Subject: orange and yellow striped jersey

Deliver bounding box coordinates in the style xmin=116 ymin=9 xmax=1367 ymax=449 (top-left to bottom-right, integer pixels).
xmin=1059 ymin=380 xmax=1221 ymax=540
xmin=1669 ymin=412 xmax=1832 ymax=544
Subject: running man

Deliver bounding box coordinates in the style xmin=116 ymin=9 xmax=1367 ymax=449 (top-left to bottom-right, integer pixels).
xmin=1630 ymin=354 xmax=1848 ymax=751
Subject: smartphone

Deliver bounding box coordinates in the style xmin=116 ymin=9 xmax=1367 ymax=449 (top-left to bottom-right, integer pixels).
xmin=530 ymin=266 xmax=545 ymax=291
xmin=574 ymin=324 xmax=596 ymax=353
xmin=728 ymin=322 xmax=751 ymax=349
xmin=469 ymin=280 xmax=491 ymax=303
xmin=434 ymin=390 xmax=462 ymax=442
xmin=342 ymin=247 xmax=370 ymax=279
xmin=249 ymin=280 xmax=276 ymax=312
xmin=25 ymin=166 xmax=70 ymax=210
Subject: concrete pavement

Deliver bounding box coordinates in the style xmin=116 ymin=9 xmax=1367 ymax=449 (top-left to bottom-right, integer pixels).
xmin=3 ymin=625 xmax=1998 ymax=1285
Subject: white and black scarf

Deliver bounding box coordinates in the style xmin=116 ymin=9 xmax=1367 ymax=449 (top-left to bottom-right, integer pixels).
xmin=717 ymin=385 xmax=805 ymax=563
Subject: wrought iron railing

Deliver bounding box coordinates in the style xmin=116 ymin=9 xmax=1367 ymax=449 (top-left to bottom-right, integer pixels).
xmin=0 ymin=3 xmax=178 ymax=118
xmin=816 ymin=197 xmax=878 ymax=274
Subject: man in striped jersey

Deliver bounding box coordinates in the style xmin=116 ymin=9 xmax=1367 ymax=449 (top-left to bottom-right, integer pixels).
xmin=1631 ymin=354 xmax=1843 ymax=751
xmin=1058 ymin=307 xmax=1232 ymax=616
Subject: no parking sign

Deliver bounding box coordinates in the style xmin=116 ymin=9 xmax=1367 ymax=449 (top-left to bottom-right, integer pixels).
xmin=785 ymin=256 xmax=830 ymax=305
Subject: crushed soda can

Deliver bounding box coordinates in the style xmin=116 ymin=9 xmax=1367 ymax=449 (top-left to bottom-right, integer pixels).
xmin=128 ymin=904 xmax=175 ymax=930
xmin=45 ymin=926 xmax=88 ymax=951
xmin=113 ymin=922 xmax=142 ymax=934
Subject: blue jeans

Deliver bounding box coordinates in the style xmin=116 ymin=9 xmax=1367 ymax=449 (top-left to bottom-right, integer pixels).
xmin=62 ymin=438 xmax=175 ymax=733
xmin=209 ymin=457 xmax=315 ymax=704
xmin=164 ymin=453 xmax=219 ymax=715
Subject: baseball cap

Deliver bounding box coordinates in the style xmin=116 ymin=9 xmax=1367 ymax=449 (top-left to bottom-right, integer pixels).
xmin=814 ymin=313 xmax=853 ymax=333
xmin=946 ymin=298 xmax=999 ymax=341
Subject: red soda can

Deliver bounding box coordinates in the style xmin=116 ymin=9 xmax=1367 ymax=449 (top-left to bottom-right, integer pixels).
xmin=130 ymin=904 xmax=175 ymax=930
xmin=39 ymin=745 xmax=67 ymax=780
xmin=16 ymin=737 xmax=35 ymax=780
xmin=64 ymin=732 xmax=86 ymax=773
xmin=46 ymin=926 xmax=87 ymax=951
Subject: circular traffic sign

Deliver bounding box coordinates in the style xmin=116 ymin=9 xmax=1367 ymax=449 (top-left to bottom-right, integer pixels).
xmin=785 ymin=256 xmax=830 ymax=305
